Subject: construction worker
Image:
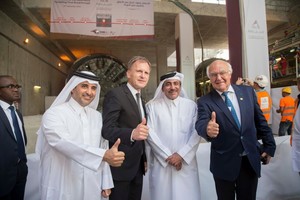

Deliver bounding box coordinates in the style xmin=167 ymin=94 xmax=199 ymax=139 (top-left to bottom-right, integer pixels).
xmin=276 ymin=87 xmax=295 ymax=136
xmin=253 ymin=75 xmax=272 ymax=124
xmin=236 ymin=75 xmax=272 ymax=124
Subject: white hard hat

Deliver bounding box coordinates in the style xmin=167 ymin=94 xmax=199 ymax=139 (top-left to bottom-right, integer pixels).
xmin=254 ymin=75 xmax=268 ymax=88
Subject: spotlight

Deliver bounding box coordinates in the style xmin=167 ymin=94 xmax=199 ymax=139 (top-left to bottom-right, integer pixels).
xmin=34 ymin=85 xmax=41 ymax=89
xmin=24 ymin=38 xmax=29 ymax=44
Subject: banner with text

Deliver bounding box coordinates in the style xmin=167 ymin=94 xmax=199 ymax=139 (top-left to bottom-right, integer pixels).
xmin=240 ymin=0 xmax=270 ymax=84
xmin=50 ymin=0 xmax=154 ymax=39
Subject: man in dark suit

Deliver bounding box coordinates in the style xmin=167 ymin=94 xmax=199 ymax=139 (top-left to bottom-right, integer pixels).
xmin=196 ymin=60 xmax=276 ymax=200
xmin=102 ymin=56 xmax=151 ymax=200
xmin=0 ymin=75 xmax=28 ymax=200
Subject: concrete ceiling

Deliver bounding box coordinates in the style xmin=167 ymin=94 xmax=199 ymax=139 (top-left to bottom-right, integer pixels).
xmin=1 ymin=0 xmax=298 ymax=69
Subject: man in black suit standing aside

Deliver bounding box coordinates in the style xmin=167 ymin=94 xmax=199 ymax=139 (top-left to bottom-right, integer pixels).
xmin=102 ymin=56 xmax=151 ymax=200
xmin=0 ymin=75 xmax=27 ymax=200
xmin=196 ymin=60 xmax=276 ymax=200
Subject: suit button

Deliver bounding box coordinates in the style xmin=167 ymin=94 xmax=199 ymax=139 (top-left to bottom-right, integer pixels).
xmin=240 ymin=136 xmax=243 ymax=140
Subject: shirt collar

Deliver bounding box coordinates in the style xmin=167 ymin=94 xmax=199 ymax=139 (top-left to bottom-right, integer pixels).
xmin=0 ymin=100 xmax=13 ymax=110
xmin=216 ymin=85 xmax=235 ymax=96
xmin=127 ymin=82 xmax=140 ymax=96
xmin=68 ymin=97 xmax=86 ymax=115
xmin=163 ymin=95 xmax=180 ymax=107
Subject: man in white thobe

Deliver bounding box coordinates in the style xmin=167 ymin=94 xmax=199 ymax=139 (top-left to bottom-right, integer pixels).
xmin=145 ymin=72 xmax=201 ymax=200
xmin=292 ymin=107 xmax=300 ymax=175
xmin=35 ymin=71 xmax=125 ymax=200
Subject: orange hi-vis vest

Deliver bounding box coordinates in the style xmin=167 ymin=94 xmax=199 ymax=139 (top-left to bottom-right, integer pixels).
xmin=279 ymin=95 xmax=295 ymax=122
xmin=256 ymin=90 xmax=272 ymax=122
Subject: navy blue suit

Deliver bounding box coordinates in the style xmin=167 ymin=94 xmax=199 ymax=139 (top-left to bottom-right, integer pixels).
xmin=0 ymin=106 xmax=28 ymax=199
xmin=196 ymin=84 xmax=276 ymax=181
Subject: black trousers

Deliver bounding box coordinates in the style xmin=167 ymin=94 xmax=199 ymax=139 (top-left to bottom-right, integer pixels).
xmin=0 ymin=160 xmax=28 ymax=200
xmin=214 ymin=156 xmax=258 ymax=200
xmin=109 ymin=168 xmax=143 ymax=200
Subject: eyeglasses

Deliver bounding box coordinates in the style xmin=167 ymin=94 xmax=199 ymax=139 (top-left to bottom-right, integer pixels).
xmin=209 ymin=71 xmax=229 ymax=78
xmin=0 ymin=84 xmax=22 ymax=89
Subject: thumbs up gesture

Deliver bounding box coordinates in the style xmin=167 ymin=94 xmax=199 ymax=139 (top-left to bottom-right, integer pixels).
xmin=104 ymin=138 xmax=125 ymax=167
xmin=207 ymin=111 xmax=219 ymax=138
xmin=132 ymin=118 xmax=149 ymax=141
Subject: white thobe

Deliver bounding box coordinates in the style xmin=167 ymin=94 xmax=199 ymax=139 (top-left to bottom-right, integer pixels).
xmin=146 ymin=96 xmax=201 ymax=200
xmin=292 ymin=107 xmax=300 ymax=172
xmin=37 ymin=98 xmax=113 ymax=200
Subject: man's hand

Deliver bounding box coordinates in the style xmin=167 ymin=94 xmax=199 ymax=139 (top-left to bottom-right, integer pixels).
xmin=166 ymin=153 xmax=183 ymax=171
xmin=207 ymin=111 xmax=219 ymax=138
xmin=104 ymin=138 xmax=125 ymax=167
xmin=276 ymin=107 xmax=282 ymax=114
xmin=101 ymin=189 xmax=111 ymax=198
xmin=260 ymin=152 xmax=272 ymax=165
xmin=144 ymin=161 xmax=148 ymax=173
xmin=244 ymin=78 xmax=254 ymax=86
xmin=235 ymin=77 xmax=244 ymax=85
xmin=132 ymin=118 xmax=149 ymax=141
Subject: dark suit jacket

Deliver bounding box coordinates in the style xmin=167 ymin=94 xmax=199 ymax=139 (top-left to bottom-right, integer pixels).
xmin=0 ymin=106 xmax=27 ymax=196
xmin=102 ymin=84 xmax=147 ymax=181
xmin=196 ymin=84 xmax=276 ymax=181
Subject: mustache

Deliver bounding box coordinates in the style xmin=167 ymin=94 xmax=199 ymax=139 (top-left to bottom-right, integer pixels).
xmin=83 ymin=93 xmax=93 ymax=97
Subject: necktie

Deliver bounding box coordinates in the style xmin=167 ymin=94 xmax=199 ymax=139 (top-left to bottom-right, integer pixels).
xmin=9 ymin=106 xmax=26 ymax=161
xmin=136 ymin=93 xmax=142 ymax=120
xmin=222 ymin=92 xmax=241 ymax=128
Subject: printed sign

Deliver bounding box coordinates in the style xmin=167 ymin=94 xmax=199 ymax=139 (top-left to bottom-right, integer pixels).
xmin=50 ymin=0 xmax=154 ymax=39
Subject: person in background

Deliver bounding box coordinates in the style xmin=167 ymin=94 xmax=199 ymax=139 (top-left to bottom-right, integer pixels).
xmin=236 ymin=75 xmax=272 ymax=125
xmin=196 ymin=59 xmax=276 ymax=200
xmin=295 ymin=47 xmax=300 ymax=74
xmin=294 ymin=76 xmax=300 ymax=110
xmin=279 ymin=54 xmax=288 ymax=76
xmin=102 ymin=56 xmax=151 ymax=200
xmin=276 ymin=87 xmax=295 ymax=136
xmin=0 ymin=75 xmax=27 ymax=200
xmin=145 ymin=71 xmax=201 ymax=200
xmin=269 ymin=55 xmax=282 ymax=79
xmin=36 ymin=71 xmax=125 ymax=200
xmin=292 ymin=96 xmax=300 ymax=176
xmin=290 ymin=76 xmax=300 ymax=145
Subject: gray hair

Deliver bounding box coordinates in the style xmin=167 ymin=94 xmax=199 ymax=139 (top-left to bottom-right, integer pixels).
xmin=127 ymin=56 xmax=151 ymax=70
xmin=206 ymin=59 xmax=233 ymax=78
